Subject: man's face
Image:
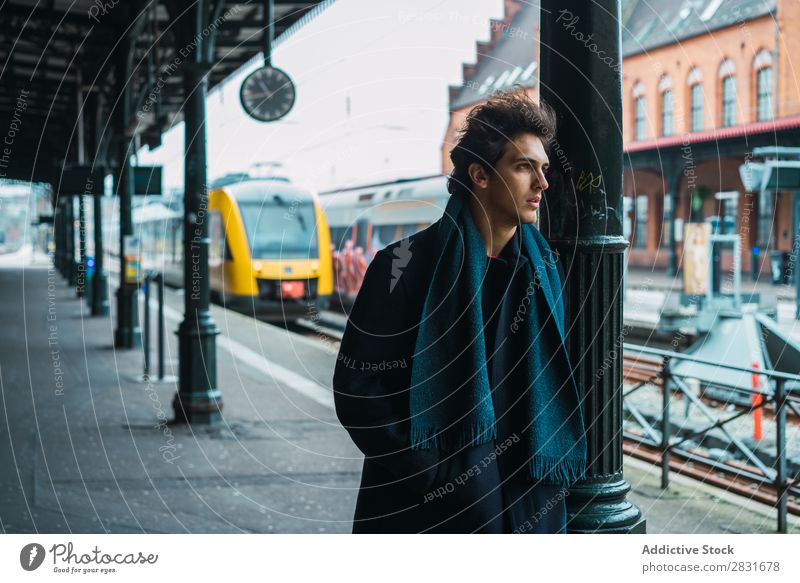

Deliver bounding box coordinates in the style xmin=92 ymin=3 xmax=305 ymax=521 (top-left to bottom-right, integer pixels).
xmin=473 ymin=133 xmax=550 ymax=226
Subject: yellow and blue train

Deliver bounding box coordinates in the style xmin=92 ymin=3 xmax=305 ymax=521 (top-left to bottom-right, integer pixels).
xmin=130 ymin=176 xmax=333 ymax=322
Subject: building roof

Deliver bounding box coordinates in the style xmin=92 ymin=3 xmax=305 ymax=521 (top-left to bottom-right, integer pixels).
xmin=450 ymin=0 xmax=778 ymax=112
xmin=621 ymin=0 xmax=776 ymax=57
xmin=449 ymin=1 xmax=538 ymax=111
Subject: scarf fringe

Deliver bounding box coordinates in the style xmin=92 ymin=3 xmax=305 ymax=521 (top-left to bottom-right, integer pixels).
xmin=527 ymin=454 xmax=586 ymax=487
xmin=410 ymin=420 xmax=497 ymax=451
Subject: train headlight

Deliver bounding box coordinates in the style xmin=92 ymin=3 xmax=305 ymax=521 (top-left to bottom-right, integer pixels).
xmin=252 ymin=261 xmax=263 ymax=272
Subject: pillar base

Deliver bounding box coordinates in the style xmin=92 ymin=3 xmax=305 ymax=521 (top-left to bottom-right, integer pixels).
xmin=92 ymin=271 xmax=110 ymax=316
xmin=174 ymin=315 xmax=222 ymax=425
xmin=567 ymin=474 xmax=647 ymax=533
xmin=67 ymin=260 xmax=78 ymax=286
xmin=114 ymin=285 xmax=141 ymax=348
xmin=172 ymin=390 xmax=223 ymax=425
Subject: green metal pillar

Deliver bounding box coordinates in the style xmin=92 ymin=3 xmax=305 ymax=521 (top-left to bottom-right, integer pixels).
xmin=540 ymin=0 xmax=646 ymax=533
xmin=65 ymin=196 xmax=76 ymax=286
xmin=92 ymin=187 xmax=110 ymax=316
xmin=54 ymin=198 xmax=64 ymax=276
xmin=77 ymin=194 xmax=87 ymax=297
xmin=173 ymin=0 xmax=222 ymax=424
xmin=92 ymin=92 xmax=110 ymax=317
xmin=114 ymin=137 xmax=141 ymax=348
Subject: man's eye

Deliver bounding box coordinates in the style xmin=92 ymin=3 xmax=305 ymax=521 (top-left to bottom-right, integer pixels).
xmin=519 ymin=164 xmax=532 ymax=170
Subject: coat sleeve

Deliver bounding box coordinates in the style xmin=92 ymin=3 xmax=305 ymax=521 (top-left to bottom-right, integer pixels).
xmin=332 ymin=247 xmax=441 ymax=496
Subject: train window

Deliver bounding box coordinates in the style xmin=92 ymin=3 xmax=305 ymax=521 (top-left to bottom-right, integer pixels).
xmin=355 ymin=219 xmax=368 ymax=249
xmin=330 ymin=227 xmax=350 ymax=251
xmin=371 ymin=224 xmax=398 ymax=249
xmin=378 ymin=225 xmax=398 ymax=245
xmin=238 ymin=201 xmax=319 ymax=259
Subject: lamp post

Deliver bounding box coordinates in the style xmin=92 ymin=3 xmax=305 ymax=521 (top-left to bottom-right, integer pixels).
xmin=173 ymin=0 xmax=222 ymax=424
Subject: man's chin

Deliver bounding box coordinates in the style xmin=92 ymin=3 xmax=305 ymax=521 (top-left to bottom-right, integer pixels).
xmin=518 ymin=210 xmax=537 ymax=225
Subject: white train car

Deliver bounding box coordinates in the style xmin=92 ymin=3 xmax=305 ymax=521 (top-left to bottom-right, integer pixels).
xmin=319 ymin=175 xmax=450 ymax=303
xmin=321 ymin=174 xmax=449 ymax=254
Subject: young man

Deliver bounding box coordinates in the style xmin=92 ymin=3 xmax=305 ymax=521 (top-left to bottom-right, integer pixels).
xmin=333 ymin=89 xmax=587 ymax=534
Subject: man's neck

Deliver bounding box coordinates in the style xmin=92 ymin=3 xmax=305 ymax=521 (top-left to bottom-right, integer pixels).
xmin=467 ymin=196 xmax=518 ymax=257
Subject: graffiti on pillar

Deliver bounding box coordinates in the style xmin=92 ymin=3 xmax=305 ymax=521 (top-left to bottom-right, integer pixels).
xmin=576 ymin=169 xmax=603 ymax=192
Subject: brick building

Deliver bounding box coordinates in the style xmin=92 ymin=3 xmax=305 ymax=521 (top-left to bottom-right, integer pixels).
xmin=444 ymin=0 xmax=800 ymax=277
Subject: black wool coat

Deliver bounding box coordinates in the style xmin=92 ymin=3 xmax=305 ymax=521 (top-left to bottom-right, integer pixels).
xmin=332 ymin=221 xmax=570 ymax=534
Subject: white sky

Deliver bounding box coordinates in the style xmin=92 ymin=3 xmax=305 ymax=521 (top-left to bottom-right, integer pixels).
xmin=137 ymin=0 xmax=505 ymax=193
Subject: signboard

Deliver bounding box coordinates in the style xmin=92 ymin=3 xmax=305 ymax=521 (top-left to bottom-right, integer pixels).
xmin=683 ymin=223 xmax=710 ymax=295
xmin=56 ymin=166 xmax=107 ymax=196
xmin=133 ymin=166 xmax=163 ymax=195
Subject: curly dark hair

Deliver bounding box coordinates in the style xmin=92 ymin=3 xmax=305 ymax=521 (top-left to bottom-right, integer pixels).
xmin=447 ymin=88 xmax=557 ymax=197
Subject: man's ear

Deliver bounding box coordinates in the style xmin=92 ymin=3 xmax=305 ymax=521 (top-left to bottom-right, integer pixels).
xmin=467 ymin=162 xmax=490 ymax=190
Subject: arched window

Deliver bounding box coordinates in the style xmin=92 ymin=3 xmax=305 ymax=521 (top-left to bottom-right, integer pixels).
xmin=632 ymin=82 xmax=646 ymax=140
xmin=658 ymin=74 xmax=673 ymax=137
xmin=687 ymin=67 xmax=704 ymax=132
xmin=718 ymin=59 xmax=736 ymax=127
xmin=721 ymin=76 xmax=736 ymax=126
xmin=757 ymin=67 xmax=773 ymax=121
xmin=661 ymin=91 xmax=673 ymax=136
xmin=754 ymin=49 xmax=774 ymax=122
xmin=690 ymin=84 xmax=704 ymax=131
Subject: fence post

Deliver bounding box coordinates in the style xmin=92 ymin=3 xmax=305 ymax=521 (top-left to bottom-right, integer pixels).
xmin=143 ymin=274 xmax=151 ymax=379
xmin=775 ymin=378 xmax=787 ymax=533
xmin=157 ymin=273 xmax=165 ymax=381
xmin=661 ymin=356 xmax=671 ymax=489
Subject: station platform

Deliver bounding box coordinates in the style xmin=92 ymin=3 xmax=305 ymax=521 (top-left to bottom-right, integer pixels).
xmin=626 ymin=266 xmax=797 ymax=303
xmin=624 ymin=267 xmax=800 ymax=342
xmin=1 ymin=253 xmax=798 ymax=534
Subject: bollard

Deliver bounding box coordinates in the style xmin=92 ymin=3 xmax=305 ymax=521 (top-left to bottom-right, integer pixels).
xmin=141 ymin=272 xmax=167 ymax=382
xmin=751 ymin=362 xmax=763 ymax=442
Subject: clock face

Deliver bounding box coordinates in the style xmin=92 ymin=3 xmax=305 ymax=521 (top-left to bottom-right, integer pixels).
xmin=239 ymin=66 xmax=296 ymax=122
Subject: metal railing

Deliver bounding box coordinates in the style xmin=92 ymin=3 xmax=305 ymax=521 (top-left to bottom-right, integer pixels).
xmin=622 ymin=342 xmax=800 ymax=533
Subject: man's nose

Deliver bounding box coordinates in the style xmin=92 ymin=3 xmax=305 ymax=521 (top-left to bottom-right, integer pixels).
xmin=536 ymin=171 xmax=548 ymax=192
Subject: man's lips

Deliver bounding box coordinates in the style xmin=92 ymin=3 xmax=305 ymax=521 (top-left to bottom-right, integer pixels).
xmin=526 ymin=197 xmax=541 ymax=207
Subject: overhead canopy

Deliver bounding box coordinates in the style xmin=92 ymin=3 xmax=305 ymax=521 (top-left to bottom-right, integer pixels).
xmin=0 ymin=0 xmax=334 ymax=183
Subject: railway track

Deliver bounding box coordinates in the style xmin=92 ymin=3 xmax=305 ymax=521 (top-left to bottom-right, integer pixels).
xmin=623 ymin=437 xmax=800 ymax=517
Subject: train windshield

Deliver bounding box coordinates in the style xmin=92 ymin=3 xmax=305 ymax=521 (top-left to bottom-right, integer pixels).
xmin=238 ymin=200 xmax=318 ymax=259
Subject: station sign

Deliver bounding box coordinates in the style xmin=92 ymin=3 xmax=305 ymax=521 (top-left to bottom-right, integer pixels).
xmin=133 ymin=166 xmax=163 ymax=195
xmin=55 ymin=165 xmax=107 ymax=196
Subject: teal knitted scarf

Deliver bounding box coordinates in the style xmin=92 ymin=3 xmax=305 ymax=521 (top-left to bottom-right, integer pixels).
xmin=409 ymin=191 xmax=587 ymax=487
